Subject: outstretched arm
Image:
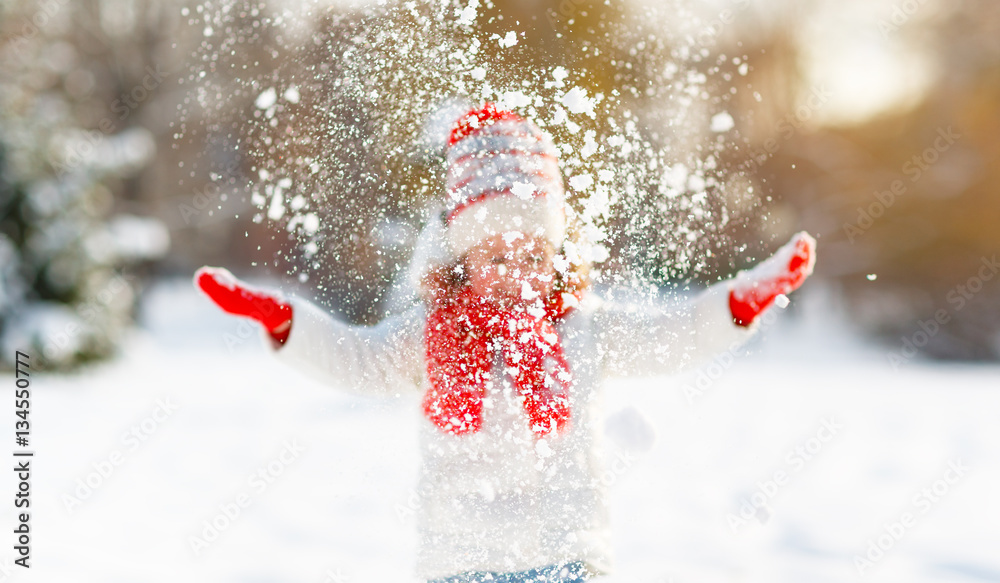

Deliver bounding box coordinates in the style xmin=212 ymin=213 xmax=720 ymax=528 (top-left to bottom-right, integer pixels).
xmin=194 ymin=266 xmax=424 ymax=396
xmin=595 ymin=232 xmax=816 ymax=378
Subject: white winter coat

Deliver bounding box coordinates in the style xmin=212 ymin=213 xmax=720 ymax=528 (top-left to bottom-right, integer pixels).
xmin=264 ymin=282 xmax=755 ymax=580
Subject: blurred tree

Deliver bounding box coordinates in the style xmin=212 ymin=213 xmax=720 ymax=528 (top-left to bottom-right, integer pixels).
xmin=0 ymin=0 xmax=169 ymax=369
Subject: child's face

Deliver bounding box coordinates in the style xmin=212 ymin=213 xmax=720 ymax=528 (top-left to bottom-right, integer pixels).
xmin=465 ymin=233 xmax=556 ymax=306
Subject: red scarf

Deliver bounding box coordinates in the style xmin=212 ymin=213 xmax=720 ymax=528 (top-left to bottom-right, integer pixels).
xmin=423 ymin=287 xmax=578 ymax=437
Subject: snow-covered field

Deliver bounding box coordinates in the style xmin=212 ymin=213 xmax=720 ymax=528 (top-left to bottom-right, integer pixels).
xmin=2 ymin=279 xmax=998 ymax=583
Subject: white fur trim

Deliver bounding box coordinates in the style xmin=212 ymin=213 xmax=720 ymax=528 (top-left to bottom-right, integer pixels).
xmin=447 ymin=194 xmax=566 ymax=257
xmin=447 ymin=153 xmax=560 ymax=190
xmin=447 ymin=132 xmax=557 ymax=162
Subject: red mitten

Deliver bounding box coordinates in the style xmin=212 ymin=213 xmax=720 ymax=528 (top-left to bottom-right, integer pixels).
xmin=194 ymin=266 xmax=293 ymax=344
xmin=729 ymin=232 xmax=816 ymax=327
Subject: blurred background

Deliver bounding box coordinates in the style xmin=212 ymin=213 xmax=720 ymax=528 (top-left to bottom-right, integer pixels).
xmin=2 ymin=0 xmax=998 ymax=370
xmin=2 ymin=2 xmax=999 ymax=582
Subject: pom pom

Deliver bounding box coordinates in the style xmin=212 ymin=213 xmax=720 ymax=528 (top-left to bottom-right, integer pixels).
xmin=414 ymin=97 xmax=475 ymax=161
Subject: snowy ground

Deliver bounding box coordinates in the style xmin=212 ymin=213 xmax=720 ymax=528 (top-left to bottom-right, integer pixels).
xmin=1 ymin=278 xmax=998 ymax=583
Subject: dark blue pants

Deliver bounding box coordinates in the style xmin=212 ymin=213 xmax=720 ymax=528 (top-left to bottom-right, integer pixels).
xmin=428 ymin=561 xmax=591 ymax=583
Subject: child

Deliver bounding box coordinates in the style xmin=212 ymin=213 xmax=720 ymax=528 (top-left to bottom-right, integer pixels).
xmin=194 ymin=103 xmax=816 ymax=582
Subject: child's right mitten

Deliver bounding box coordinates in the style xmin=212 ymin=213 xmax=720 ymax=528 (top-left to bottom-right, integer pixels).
xmin=193 ymin=266 xmax=293 ymax=343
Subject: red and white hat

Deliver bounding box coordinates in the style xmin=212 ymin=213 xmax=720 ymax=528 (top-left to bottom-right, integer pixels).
xmin=442 ymin=102 xmax=566 ymax=257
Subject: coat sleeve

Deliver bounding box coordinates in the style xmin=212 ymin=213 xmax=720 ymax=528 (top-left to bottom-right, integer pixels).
xmin=592 ymin=281 xmax=757 ymax=378
xmin=261 ymin=297 xmax=426 ymax=396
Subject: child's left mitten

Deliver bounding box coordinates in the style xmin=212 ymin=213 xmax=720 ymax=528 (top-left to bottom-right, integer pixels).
xmin=729 ymin=231 xmax=816 ymax=327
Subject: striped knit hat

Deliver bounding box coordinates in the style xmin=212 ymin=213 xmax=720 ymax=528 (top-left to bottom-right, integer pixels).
xmin=443 ymin=102 xmax=566 ymax=257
